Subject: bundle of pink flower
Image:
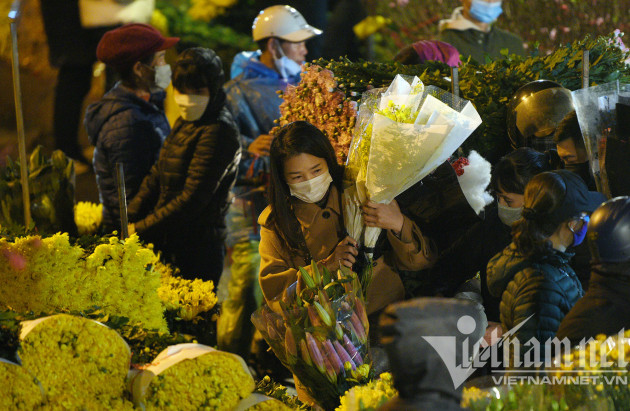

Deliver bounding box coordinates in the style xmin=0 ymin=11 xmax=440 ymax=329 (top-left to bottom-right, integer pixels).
xmin=274 ymin=65 xmax=358 ymax=164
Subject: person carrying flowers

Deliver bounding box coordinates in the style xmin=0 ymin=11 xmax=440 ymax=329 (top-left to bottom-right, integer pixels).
xmin=258 ymin=121 xmax=436 ymax=317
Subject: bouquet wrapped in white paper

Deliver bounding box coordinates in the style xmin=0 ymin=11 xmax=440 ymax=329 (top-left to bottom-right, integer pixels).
xmin=344 ymin=75 xmax=482 ymax=260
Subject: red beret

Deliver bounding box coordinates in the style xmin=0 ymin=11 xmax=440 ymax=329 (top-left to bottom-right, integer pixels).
xmin=97 ymin=23 xmax=179 ymax=69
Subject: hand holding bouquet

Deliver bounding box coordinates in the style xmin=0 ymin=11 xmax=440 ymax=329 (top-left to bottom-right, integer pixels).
xmin=251 ymin=262 xmax=372 ymax=410
xmin=344 ymin=74 xmax=482 ymax=260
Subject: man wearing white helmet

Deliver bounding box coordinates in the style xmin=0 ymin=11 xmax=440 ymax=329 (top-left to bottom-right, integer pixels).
xmin=225 ymin=4 xmax=322 ymax=157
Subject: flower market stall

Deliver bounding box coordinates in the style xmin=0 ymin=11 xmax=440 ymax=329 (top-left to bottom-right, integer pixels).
xmin=2 ymin=27 xmax=630 ymax=410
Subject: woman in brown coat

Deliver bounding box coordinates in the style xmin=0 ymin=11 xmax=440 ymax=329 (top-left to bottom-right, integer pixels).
xmin=258 ymin=121 xmax=436 ymax=315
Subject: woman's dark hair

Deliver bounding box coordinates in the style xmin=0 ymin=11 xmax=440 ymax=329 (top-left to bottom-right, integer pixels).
xmin=490 ymin=147 xmax=553 ymax=195
xmin=512 ymin=172 xmax=567 ymax=257
xmin=268 ymin=121 xmax=344 ymax=254
xmin=173 ymin=47 xmax=225 ymax=98
xmin=118 ymin=54 xmax=155 ymax=88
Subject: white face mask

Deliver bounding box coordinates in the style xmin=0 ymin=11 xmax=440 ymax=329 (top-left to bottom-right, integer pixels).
xmin=287 ymin=171 xmax=332 ymax=203
xmin=154 ymin=64 xmax=172 ymax=89
xmin=174 ymin=93 xmax=210 ymax=121
xmin=273 ymin=41 xmax=302 ymax=80
xmin=274 ymin=56 xmax=302 ymax=80
xmin=497 ymin=202 xmax=523 ymax=226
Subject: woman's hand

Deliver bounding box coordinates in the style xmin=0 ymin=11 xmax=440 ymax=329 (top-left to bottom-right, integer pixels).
xmin=323 ymin=236 xmax=358 ymax=270
xmin=362 ymin=200 xmax=404 ymax=236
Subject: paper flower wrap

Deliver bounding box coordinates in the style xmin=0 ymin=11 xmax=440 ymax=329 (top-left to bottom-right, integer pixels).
xmin=344 ymin=74 xmax=482 ymax=259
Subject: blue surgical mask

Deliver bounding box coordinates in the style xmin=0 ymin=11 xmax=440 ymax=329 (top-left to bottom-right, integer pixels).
xmin=569 ymin=215 xmax=589 ymax=247
xmin=469 ymin=0 xmax=503 ymax=24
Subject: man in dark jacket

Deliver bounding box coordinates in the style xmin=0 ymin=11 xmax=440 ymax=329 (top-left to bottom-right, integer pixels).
xmin=128 ymin=48 xmax=241 ymax=283
xmin=85 ymin=24 xmax=179 ymax=233
xmin=438 ymin=0 xmax=525 ymax=63
xmin=556 ymin=197 xmax=630 ymax=345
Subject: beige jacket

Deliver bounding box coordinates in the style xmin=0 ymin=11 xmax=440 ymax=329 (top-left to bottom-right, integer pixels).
xmin=258 ymin=186 xmax=436 ymax=314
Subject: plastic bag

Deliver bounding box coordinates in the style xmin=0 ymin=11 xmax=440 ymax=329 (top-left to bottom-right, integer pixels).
xmin=251 ymin=263 xmax=372 ymax=410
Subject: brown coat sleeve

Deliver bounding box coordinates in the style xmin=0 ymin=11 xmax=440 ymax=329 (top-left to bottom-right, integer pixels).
xmin=258 ymin=214 xmax=319 ymax=311
xmin=386 ymin=215 xmax=437 ymax=271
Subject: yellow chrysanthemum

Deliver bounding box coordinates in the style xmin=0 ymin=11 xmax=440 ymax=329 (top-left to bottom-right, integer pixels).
xmin=74 ymin=201 xmax=103 ymax=236
xmin=144 ymin=352 xmax=255 ymax=410
xmin=19 ymin=315 xmax=131 ymax=408
xmin=353 ymin=16 xmax=391 ymax=41
xmin=158 ymin=274 xmax=218 ymax=321
xmin=336 ymin=372 xmax=397 ymax=411
xmin=0 ymin=361 xmax=45 ymax=410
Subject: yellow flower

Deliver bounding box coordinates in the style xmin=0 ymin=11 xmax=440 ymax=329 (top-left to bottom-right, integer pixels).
xmin=246 ymin=398 xmax=295 ymax=410
xmin=151 ymin=10 xmax=169 ymax=35
xmin=353 ymin=16 xmax=391 ymax=41
xmin=144 ymin=352 xmax=255 ymax=410
xmin=158 ymin=270 xmax=218 ymax=321
xmin=18 ymin=314 xmax=131 ymax=408
xmin=336 ymin=373 xmax=397 ymax=411
xmin=74 ymin=201 xmax=103 ymax=235
xmin=0 ymin=361 xmax=45 ymax=410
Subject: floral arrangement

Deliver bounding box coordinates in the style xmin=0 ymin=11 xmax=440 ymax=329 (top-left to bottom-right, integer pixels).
xmin=74 ymin=201 xmax=103 ymax=236
xmin=158 ymin=274 xmax=218 ymax=322
xmin=293 ymin=34 xmax=630 ymax=163
xmin=252 ymin=262 xmax=372 ymax=410
xmin=18 ymin=314 xmax=133 ymax=409
xmin=0 ymin=360 xmax=44 ymax=410
xmin=131 ymin=344 xmax=255 ymax=410
xmin=0 ymin=233 xmax=167 ymax=331
xmin=344 ymin=75 xmax=481 ymax=259
xmin=336 ymin=372 xmax=397 ymax=411
xmin=275 ymin=65 xmax=358 ymax=164
xmin=254 ymin=375 xmax=309 ymax=410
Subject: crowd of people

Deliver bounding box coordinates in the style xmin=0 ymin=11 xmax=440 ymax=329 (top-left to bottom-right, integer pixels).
xmin=38 ymin=0 xmax=630 ymax=405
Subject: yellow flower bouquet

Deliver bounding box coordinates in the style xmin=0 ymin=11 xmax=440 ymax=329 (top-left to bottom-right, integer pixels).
xmin=336 ymin=372 xmax=397 ymax=411
xmin=130 ymin=344 xmax=255 ymax=410
xmin=18 ymin=314 xmax=133 ymax=409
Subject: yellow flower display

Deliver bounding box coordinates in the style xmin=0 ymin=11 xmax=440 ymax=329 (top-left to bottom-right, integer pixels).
xmin=188 ymin=0 xmax=238 ymax=22
xmin=336 ymin=372 xmax=398 ymax=411
xmin=158 ymin=273 xmax=219 ymax=322
xmin=18 ymin=314 xmax=131 ymax=409
xmin=74 ymin=201 xmax=103 ymax=236
xmin=0 ymin=233 xmax=167 ymax=332
xmin=143 ymin=351 xmax=255 ymax=410
xmin=0 ymin=360 xmax=44 ymax=410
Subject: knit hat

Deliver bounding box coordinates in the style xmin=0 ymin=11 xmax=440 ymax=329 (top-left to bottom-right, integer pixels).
xmin=527 ymin=170 xmax=606 ymax=226
xmin=96 ymin=23 xmax=179 ymax=69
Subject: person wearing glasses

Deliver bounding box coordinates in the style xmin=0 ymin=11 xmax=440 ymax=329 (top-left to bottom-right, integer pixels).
xmin=486 ymin=170 xmax=605 ymax=365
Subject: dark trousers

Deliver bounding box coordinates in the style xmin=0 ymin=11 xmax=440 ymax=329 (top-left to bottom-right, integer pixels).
xmin=53 ymin=64 xmax=93 ymax=163
xmin=168 ymin=241 xmax=226 ymax=284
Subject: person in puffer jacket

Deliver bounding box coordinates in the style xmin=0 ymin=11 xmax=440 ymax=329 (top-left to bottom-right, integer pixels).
xmin=85 ymin=24 xmax=178 ymax=232
xmin=486 ymin=170 xmax=605 ymax=366
xmin=127 ymin=48 xmax=241 ymax=283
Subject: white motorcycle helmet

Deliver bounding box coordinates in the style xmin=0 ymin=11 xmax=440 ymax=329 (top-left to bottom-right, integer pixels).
xmin=252 ymin=5 xmax=322 ymax=42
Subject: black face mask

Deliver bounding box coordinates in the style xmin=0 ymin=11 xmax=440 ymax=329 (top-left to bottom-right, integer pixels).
xmin=565 ymin=161 xmax=591 ymax=184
